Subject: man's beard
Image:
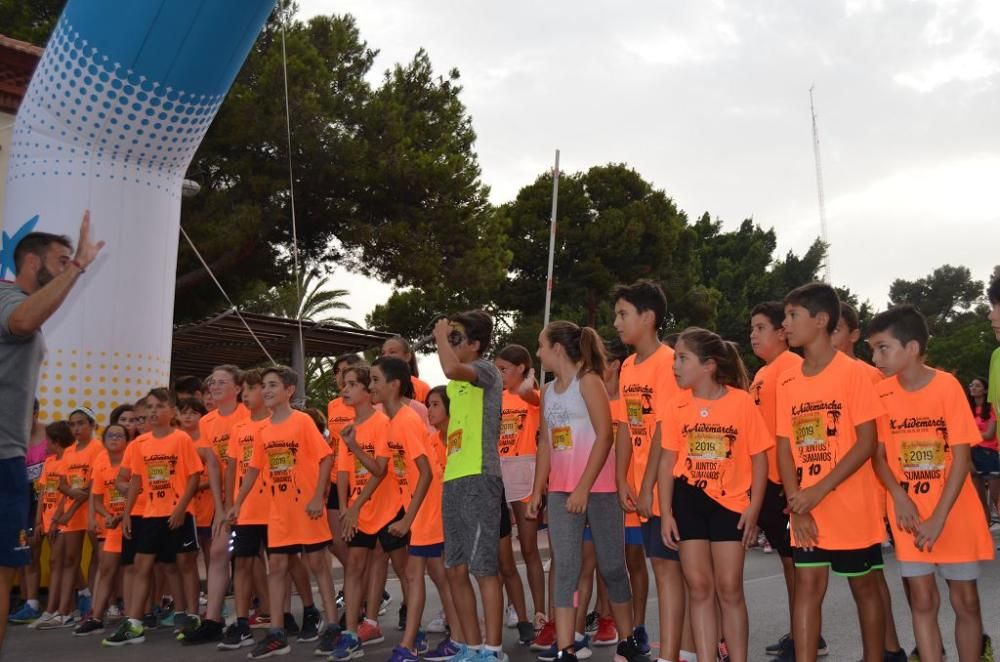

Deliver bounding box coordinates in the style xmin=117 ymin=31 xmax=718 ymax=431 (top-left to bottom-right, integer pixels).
xmin=36 ymin=265 xmax=54 ymax=288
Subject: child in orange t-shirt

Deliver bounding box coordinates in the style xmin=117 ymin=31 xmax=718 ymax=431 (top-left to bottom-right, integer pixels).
xmin=371 ymin=357 xmax=436 ymax=658
xmin=176 ymin=397 xmax=218 ymax=579
xmin=775 ymin=283 xmax=886 ymax=662
xmin=230 ymin=366 xmax=339 ymax=659
xmin=748 ymin=301 xmax=812 ymax=658
xmin=332 ymin=365 xmax=400 ymax=660
xmin=868 ymin=305 xmax=994 ymax=662
xmin=74 ymin=423 xmax=131 ymax=635
xmin=32 ymin=421 xmax=75 ymax=629
xmin=494 ymin=344 xmax=540 ymax=641
xmin=326 ymin=353 xmax=363 ymax=572
xmin=105 ymin=389 xmax=204 ymax=647
xmin=612 ymin=280 xmax=687 ymax=661
xmin=832 ymin=301 xmax=905 ymax=661
xmin=657 ymin=328 xmax=771 ymax=662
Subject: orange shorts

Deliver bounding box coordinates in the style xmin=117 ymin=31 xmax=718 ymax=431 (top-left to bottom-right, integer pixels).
xmin=102 ymin=527 xmax=123 ymax=554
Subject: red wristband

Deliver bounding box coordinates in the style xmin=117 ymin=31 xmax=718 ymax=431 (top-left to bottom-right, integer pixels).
xmin=70 ymin=259 xmax=85 ymax=273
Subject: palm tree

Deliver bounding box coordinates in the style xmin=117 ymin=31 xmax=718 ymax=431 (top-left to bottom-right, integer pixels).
xmin=247 ymin=265 xmax=359 ymax=327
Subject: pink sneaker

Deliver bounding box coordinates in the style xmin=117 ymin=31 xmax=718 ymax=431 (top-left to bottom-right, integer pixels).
xmin=358 ymin=618 xmax=385 ymax=645
xmin=593 ymin=616 xmax=619 ymax=646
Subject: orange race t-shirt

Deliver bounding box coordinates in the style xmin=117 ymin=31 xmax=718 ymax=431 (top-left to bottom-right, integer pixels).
xmin=619 ymin=345 xmax=680 ymax=518
xmin=412 ymin=431 xmax=445 ymax=546
xmin=411 ymin=376 xmax=431 ymax=405
xmin=61 ymin=439 xmax=105 ymax=532
xmin=775 ymin=351 xmax=885 ymax=550
xmin=337 ymin=411 xmax=401 ymax=535
xmin=500 ymin=391 xmax=540 ymax=458
xmin=119 ymin=433 xmax=150 ymax=516
xmin=37 ymin=455 xmax=66 ymax=532
xmin=191 ymin=437 xmax=217 ymax=528
xmin=249 ymin=410 xmax=333 ymax=547
xmin=327 ymin=397 xmax=355 ymax=484
xmin=199 ymin=404 xmax=250 ymax=464
xmin=876 ymin=370 xmax=995 ymax=563
xmin=388 ymin=406 xmax=430 ymax=504
xmin=91 ymin=451 xmax=127 ymax=553
xmin=661 ymin=388 xmax=773 ymax=513
xmin=751 ymin=350 xmax=803 ymax=484
xmin=426 ymin=430 xmax=448 ymax=471
xmin=228 ymin=416 xmax=271 ymax=526
xmin=125 ymin=429 xmax=204 ymax=519
xmin=610 ymin=397 xmax=641 ymax=528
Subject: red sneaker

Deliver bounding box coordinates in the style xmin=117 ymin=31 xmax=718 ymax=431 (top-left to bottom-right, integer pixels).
xmin=358 ymin=618 xmax=385 ymax=645
xmin=593 ymin=616 xmax=619 ymax=646
xmin=531 ymin=620 xmax=556 ymax=651
xmin=248 ymin=611 xmax=271 ymax=629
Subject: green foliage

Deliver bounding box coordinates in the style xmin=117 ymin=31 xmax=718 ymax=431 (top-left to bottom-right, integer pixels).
xmin=0 ymin=0 xmax=64 ymax=45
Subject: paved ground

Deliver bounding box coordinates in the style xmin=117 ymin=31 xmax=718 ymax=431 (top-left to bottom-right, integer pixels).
xmin=4 ymin=530 xmax=998 ymax=662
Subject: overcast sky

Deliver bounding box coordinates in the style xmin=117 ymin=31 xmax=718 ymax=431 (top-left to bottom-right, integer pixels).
xmin=297 ymin=0 xmax=1000 ymax=379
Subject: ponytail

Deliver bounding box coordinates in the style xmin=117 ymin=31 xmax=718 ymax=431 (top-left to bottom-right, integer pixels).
xmin=677 ymin=327 xmax=749 ymax=390
xmin=544 ymin=321 xmax=607 ymax=377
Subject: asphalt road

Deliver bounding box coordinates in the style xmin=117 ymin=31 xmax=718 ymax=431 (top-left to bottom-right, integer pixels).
xmin=4 ymin=531 xmax=998 ymax=662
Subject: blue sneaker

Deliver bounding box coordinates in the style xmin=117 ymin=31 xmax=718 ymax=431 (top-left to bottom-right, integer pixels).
xmin=77 ymin=592 xmax=92 ymax=618
xmin=9 ymin=602 xmax=42 ymax=624
xmin=448 ymin=644 xmax=478 ymax=662
xmin=477 ymin=649 xmax=510 ymax=662
xmin=632 ymin=625 xmax=650 ymax=655
xmin=425 ymin=639 xmax=463 ymax=662
xmin=415 ymin=630 xmax=429 ymax=655
xmin=387 ymin=645 xmax=420 ymax=662
xmin=330 ymin=631 xmax=363 ymax=661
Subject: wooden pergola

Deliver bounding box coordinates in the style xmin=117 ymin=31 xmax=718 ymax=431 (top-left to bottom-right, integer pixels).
xmin=171 ymin=308 xmax=391 ymax=379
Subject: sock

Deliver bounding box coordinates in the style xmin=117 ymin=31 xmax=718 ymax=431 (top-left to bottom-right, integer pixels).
xmin=129 ymin=617 xmax=143 ymax=628
xmin=679 ymin=651 xmax=698 ymax=662
xmin=485 ymin=644 xmax=502 ymax=653
xmin=470 ymin=644 xmax=483 ymax=651
xmin=575 ymin=632 xmax=584 ymax=642
xmin=237 ymin=617 xmax=249 ymax=630
xmin=79 ymin=588 xmax=92 ymax=597
xmin=27 ymin=599 xmax=40 ymax=610
xmin=656 ymin=658 xmax=674 ymax=662
xmin=304 ymin=604 xmax=319 ymax=615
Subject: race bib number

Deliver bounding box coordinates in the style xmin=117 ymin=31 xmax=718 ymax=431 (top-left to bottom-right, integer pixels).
xmin=354 ymin=455 xmax=369 ymax=476
xmin=241 ymin=443 xmax=254 ymax=464
xmin=499 ymin=417 xmax=518 ymax=454
xmin=147 ymin=461 xmax=170 ymax=486
xmin=70 ymin=474 xmax=85 ymax=489
xmin=900 ymin=441 xmax=945 ymax=471
xmin=792 ymin=413 xmax=826 ymax=449
xmin=45 ymin=475 xmax=60 ymax=495
xmin=393 ymin=454 xmax=407 ymax=481
xmin=687 ymin=434 xmax=727 ymax=460
xmin=447 ymin=429 xmax=463 ymax=456
xmin=551 ymin=426 xmax=573 ymax=451
xmin=267 ymin=449 xmax=294 ymax=473
xmin=626 ymin=398 xmax=643 ymax=426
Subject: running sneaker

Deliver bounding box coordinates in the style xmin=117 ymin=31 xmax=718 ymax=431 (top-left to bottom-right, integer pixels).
xmin=532 ymin=620 xmax=557 ymax=651
xmin=379 ymin=591 xmax=392 ymax=616
xmin=299 ymin=606 xmax=322 ymax=643
xmin=593 ymin=616 xmax=618 ymax=647
xmin=314 ymin=624 xmax=343 ymax=657
xmin=506 ymin=604 xmax=518 ymax=628
xmin=766 ymin=634 xmax=793 ymax=657
xmin=447 ymin=643 xmax=478 ymax=662
xmin=614 ymin=635 xmax=651 ymax=662
xmin=907 ymin=647 xmax=920 ymax=662
xmin=102 ymin=619 xmax=146 ymax=646
xmin=425 ymin=638 xmax=462 ymax=662
xmin=883 ymin=649 xmax=907 ymax=662
xmin=37 ymin=613 xmax=77 ymax=630
xmin=25 ymin=611 xmax=55 ymax=629
xmin=718 ymin=638 xmax=731 ymax=662
xmin=330 ymin=631 xmax=363 ymax=661
xmin=249 ymin=612 xmax=272 ymax=629
xmin=105 ymin=604 xmax=123 ymax=622
xmin=159 ymin=609 xmax=176 ymax=628
xmin=763 ymin=540 xmax=775 ymax=553
xmin=9 ymin=602 xmax=42 ymax=624
xmin=142 ymin=612 xmax=159 ymax=630
xmin=388 ymin=645 xmax=421 ymax=662
xmin=478 ymin=649 xmax=510 ymax=662
xmin=518 ymin=621 xmax=537 ymax=645
xmin=539 ymin=637 xmax=592 ymax=661
xmin=398 ymin=604 xmax=407 ymax=631
xmin=818 ymin=635 xmax=830 ymax=657
xmin=182 ymin=617 xmax=225 ymax=645
xmin=534 ymin=612 xmax=547 ymax=631
xmin=584 ymin=611 xmax=599 ymax=635
xmin=247 ymin=631 xmax=291 ymax=659
xmin=426 ymin=610 xmax=448 ymax=634
xmin=73 ymin=618 xmax=105 ymax=636
xmin=175 ymin=613 xmax=201 ymax=638
xmin=284 ymin=612 xmax=300 ymax=635
xmin=76 ymin=592 xmax=92 ymax=618
xmin=218 ymin=622 xmax=255 ymax=650
xmin=336 ymin=590 xmax=345 ymax=610
xmin=632 ymin=625 xmax=650 ymax=656
xmin=358 ymin=618 xmax=385 ymax=645
xmin=415 ymin=630 xmax=429 ymax=655
xmin=982 ymin=634 xmax=994 ymax=662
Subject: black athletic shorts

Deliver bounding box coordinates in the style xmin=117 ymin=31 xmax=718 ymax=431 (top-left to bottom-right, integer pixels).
xmin=757 ymin=480 xmax=792 ymax=557
xmin=640 ymin=516 xmax=680 ymax=561
xmin=793 ymin=543 xmax=884 ymax=577
xmin=326 ymin=483 xmax=340 ymax=510
xmin=267 ymin=540 xmax=330 ymax=555
xmin=135 ymin=514 xmax=198 ymax=562
xmin=232 ymin=524 xmax=268 ymax=558
xmin=349 ymin=508 xmax=409 ymax=552
xmin=500 ymin=497 xmax=513 ymax=539
xmin=672 ymin=478 xmax=742 ymax=543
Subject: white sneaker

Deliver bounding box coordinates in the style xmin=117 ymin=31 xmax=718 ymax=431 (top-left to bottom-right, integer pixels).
xmin=27 ymin=612 xmax=56 ymax=629
xmin=105 ymin=604 xmax=123 ymax=621
xmin=426 ymin=611 xmax=448 ymax=634
xmin=505 ymin=604 xmax=517 ymax=628
xmin=37 ymin=613 xmax=75 ymax=630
